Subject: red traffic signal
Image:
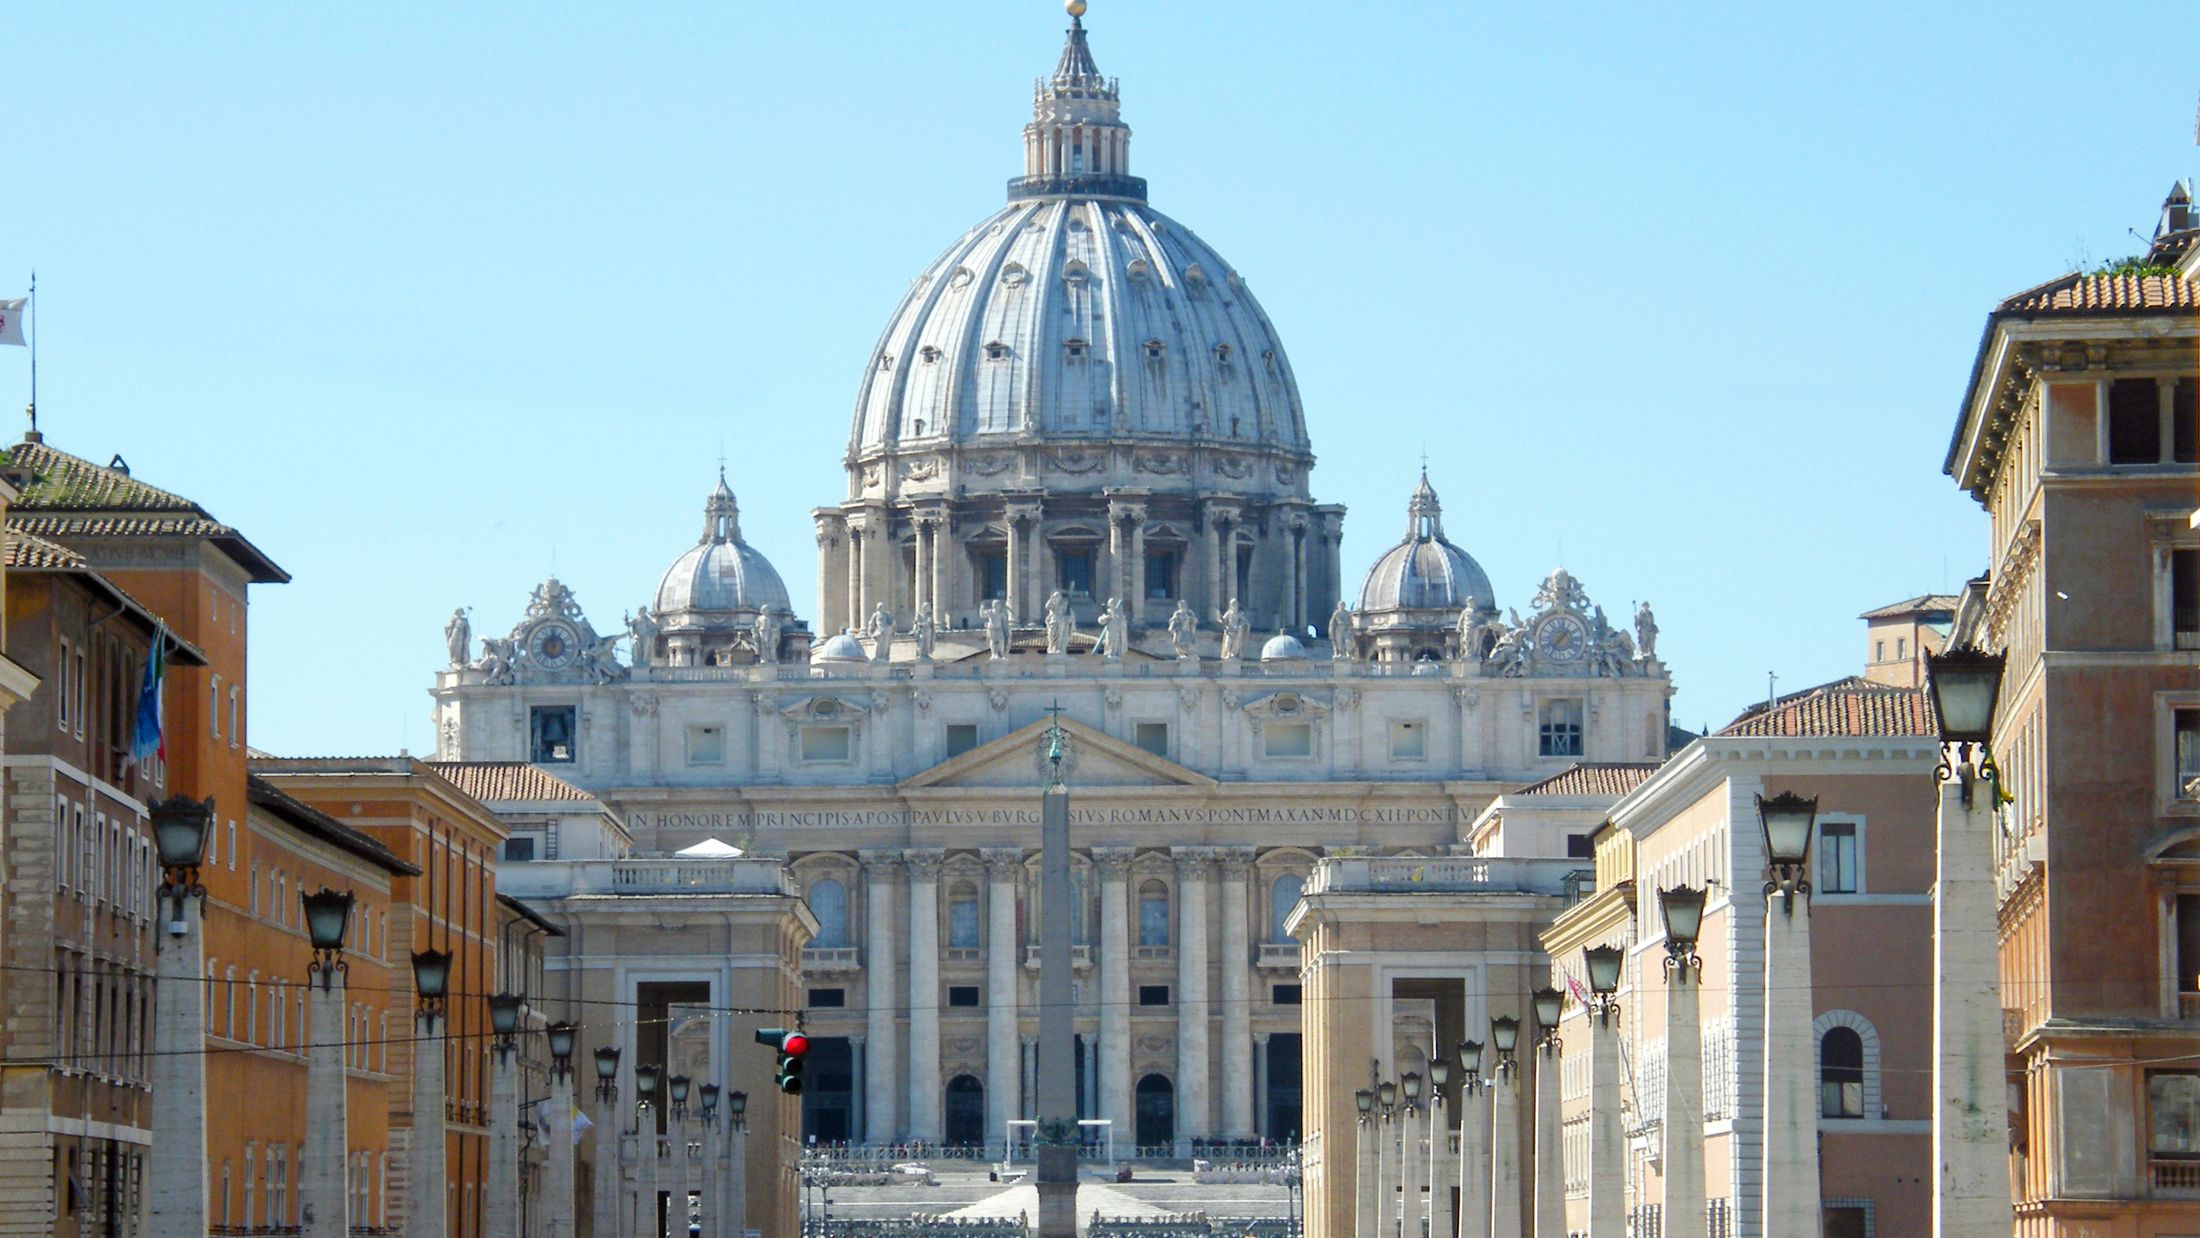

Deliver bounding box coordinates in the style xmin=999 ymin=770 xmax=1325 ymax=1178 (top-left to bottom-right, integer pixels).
xmin=754 ymin=1028 xmax=808 ymax=1056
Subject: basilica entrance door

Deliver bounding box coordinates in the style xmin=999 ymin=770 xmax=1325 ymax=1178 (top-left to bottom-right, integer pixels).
xmin=944 ymin=1075 xmax=986 ymax=1148
xmin=1135 ymin=1074 xmax=1175 ymax=1153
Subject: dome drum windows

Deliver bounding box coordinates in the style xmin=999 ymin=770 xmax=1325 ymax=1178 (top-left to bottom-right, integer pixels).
xmin=984 ymin=341 xmax=1011 ymax=362
xmin=1064 ymin=338 xmax=1090 ymax=362
xmin=1142 ymin=339 xmax=1167 ymax=363
xmin=920 ymin=346 xmax=943 ymax=364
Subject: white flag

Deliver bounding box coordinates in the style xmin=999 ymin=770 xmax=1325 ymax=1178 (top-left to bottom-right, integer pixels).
xmin=0 ymin=298 xmax=23 ymax=347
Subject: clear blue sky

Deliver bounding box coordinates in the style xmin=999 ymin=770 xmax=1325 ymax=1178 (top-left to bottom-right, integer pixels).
xmin=4 ymin=3 xmax=2193 ymax=756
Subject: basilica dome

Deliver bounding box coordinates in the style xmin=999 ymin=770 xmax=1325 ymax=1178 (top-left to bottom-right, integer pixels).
xmin=654 ymin=474 xmax=793 ymax=618
xmin=1359 ymin=474 xmax=1496 ymax=617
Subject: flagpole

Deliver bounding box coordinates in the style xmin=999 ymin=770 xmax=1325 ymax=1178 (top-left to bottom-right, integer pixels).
xmin=25 ymin=270 xmax=37 ymax=440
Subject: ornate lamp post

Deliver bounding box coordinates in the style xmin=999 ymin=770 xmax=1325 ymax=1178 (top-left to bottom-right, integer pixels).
xmin=1659 ymin=886 xmax=1708 ymax=1238
xmin=486 ymin=993 xmax=525 ymax=1238
xmin=1456 ymin=1040 xmax=1488 ymax=1238
xmin=147 ymin=795 xmax=215 ymax=1238
xmin=634 ymin=1064 xmax=662 ymax=1238
xmin=410 ymin=947 xmax=452 ymax=1238
xmin=1530 ymin=988 xmax=1565 ymax=1238
xmin=300 ymin=888 xmax=356 ymax=1238
xmin=1399 ymin=1069 xmax=1424 ymax=1238
xmin=592 ymin=1047 xmax=623 ymax=1238
xmin=1925 ymin=645 xmax=2015 ymax=1235
xmin=1487 ymin=1017 xmax=1523 ymax=1238
xmin=1376 ymin=1080 xmax=1399 ymax=1238
xmin=543 ymin=1022 xmax=578 ymax=1238
xmin=1354 ymin=1088 xmax=1379 ymax=1238
xmin=1582 ymin=946 xmax=1625 ymax=1238
xmin=1427 ymin=1054 xmax=1453 ymax=1238
xmin=1758 ymin=791 xmax=1821 ymax=1238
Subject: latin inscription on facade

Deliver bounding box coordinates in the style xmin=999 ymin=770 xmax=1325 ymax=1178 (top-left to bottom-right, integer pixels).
xmin=627 ymin=804 xmax=1456 ymax=833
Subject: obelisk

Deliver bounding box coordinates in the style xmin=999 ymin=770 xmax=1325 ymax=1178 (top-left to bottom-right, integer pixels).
xmin=1034 ymin=714 xmax=1080 ymax=1235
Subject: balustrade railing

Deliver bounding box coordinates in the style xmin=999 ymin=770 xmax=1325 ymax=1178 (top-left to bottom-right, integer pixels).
xmin=2155 ymin=1158 xmax=2200 ymax=1194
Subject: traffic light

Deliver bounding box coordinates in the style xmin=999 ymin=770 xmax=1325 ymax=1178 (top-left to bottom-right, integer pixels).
xmin=755 ymin=1027 xmax=809 ymax=1094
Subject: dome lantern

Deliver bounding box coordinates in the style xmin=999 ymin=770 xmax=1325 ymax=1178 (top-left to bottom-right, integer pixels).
xmin=1012 ymin=1 xmax=1144 ymax=203
xmin=1356 ymin=471 xmax=1497 ymax=662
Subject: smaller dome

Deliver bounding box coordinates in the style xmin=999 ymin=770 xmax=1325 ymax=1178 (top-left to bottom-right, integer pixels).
xmin=1260 ymin=633 xmax=1308 ymax=662
xmin=1358 ymin=473 xmax=1496 ymax=616
xmin=655 ymin=474 xmax=794 ymax=618
xmin=812 ymin=632 xmax=868 ymax=664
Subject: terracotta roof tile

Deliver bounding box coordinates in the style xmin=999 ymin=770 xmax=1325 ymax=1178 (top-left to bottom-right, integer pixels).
xmin=1717 ymin=676 xmax=1936 ymax=738
xmin=0 ymin=438 xmax=288 ymax=582
xmin=1997 ymin=272 xmax=2200 ymax=314
xmin=3 ymin=528 xmax=86 ymax=569
xmin=1858 ymin=594 xmax=1960 ymax=620
xmin=426 ymin=761 xmax=596 ymax=804
xmin=1511 ymin=762 xmax=1662 ymax=798
xmin=10 ymin=512 xmax=243 ymax=540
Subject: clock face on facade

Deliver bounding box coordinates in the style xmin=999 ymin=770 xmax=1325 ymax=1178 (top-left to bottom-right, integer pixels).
xmin=528 ymin=623 xmax=578 ymax=669
xmin=1537 ymin=614 xmax=1588 ymax=663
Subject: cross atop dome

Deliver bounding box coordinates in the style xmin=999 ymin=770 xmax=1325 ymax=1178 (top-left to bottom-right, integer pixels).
xmin=1012 ymin=0 xmax=1146 ymax=203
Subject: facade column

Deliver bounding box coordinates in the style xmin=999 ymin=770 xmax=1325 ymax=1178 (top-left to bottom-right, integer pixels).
xmin=906 ymin=850 xmax=945 ymax=1142
xmin=410 ymin=1008 xmax=448 ymax=1238
xmin=1532 ymin=1042 xmax=1564 ymax=1238
xmin=592 ymin=1088 xmax=622 ymax=1238
xmin=1489 ymin=1067 xmax=1522 ymax=1238
xmin=1400 ymin=1097 xmax=1424 ymax=1238
xmin=147 ymin=887 xmax=209 ymax=1238
xmin=545 ymin=1068 xmax=576 ymax=1238
xmin=1127 ymin=510 xmax=1147 ymax=624
xmin=912 ymin=520 xmax=930 ymax=620
xmin=485 ymin=1042 xmax=519 ymax=1238
xmin=1935 ymin=770 xmax=2013 ymax=1236
xmin=1201 ymin=507 xmax=1223 ymax=617
xmin=1107 ymin=506 xmax=1126 ymax=609
xmin=1174 ymin=850 xmax=1214 ymax=1150
xmin=1219 ymin=851 xmax=1255 ymax=1139
xmin=1253 ymin=1034 xmax=1271 ymax=1139
xmin=929 ymin=513 xmax=953 ymax=625
xmin=845 ymin=525 xmax=864 ymax=633
xmin=1356 ymin=1111 xmax=1380 ymax=1238
xmin=303 ymin=976 xmax=350 ymax=1238
xmin=1588 ymin=1008 xmax=1625 ymax=1238
xmin=813 ymin=517 xmax=845 ymax=647
xmin=1006 ymin=510 xmax=1028 ymax=623
xmin=1281 ymin=518 xmax=1303 ymax=635
xmin=984 ymin=850 xmax=1024 ymax=1154
xmin=1762 ymin=889 xmax=1819 ymax=1238
xmin=1094 ymin=848 xmax=1135 ymax=1140
xmin=1664 ymin=958 xmax=1706 ymax=1238
xmin=1458 ymin=1079 xmax=1489 ymax=1238
xmin=862 ymin=852 xmax=901 ymax=1143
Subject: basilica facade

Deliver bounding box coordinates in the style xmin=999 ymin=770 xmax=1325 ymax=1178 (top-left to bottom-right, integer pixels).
xmin=434 ymin=7 xmax=1674 ymax=1157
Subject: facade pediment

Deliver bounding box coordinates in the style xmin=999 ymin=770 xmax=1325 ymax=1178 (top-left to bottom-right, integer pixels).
xmin=900 ymin=717 xmax=1216 ymax=791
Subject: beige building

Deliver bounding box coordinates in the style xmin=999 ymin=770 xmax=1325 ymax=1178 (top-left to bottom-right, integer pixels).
xmin=1943 ymin=181 xmax=2200 ymax=1236
xmin=1859 ymin=594 xmax=1957 ymax=689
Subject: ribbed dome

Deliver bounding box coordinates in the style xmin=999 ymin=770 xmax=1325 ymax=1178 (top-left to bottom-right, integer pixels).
xmin=1260 ymin=632 xmax=1308 ymax=662
xmin=1359 ymin=474 xmax=1496 ymax=616
xmin=811 ymin=632 xmax=867 ymax=664
xmin=654 ymin=475 xmax=792 ymax=617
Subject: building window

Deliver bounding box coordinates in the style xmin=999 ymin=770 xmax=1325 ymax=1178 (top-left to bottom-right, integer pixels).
xmin=1272 ymin=984 xmax=1302 ymax=1005
xmin=211 ymin=674 xmax=222 ymax=739
xmin=685 ymin=724 xmax=724 ymax=765
xmin=2151 ymin=1071 xmax=2200 ymax=1160
xmin=1263 ymin=721 xmax=1313 ymax=759
xmin=1133 ymin=722 xmax=1170 ymax=758
xmin=229 ymin=685 xmax=240 ymax=749
xmin=502 ymin=837 xmax=537 ymax=863
xmin=1138 ymin=984 xmax=1170 ymax=1007
xmin=945 ymin=723 xmax=980 ymax=759
xmin=1058 ymin=548 xmax=1096 ymax=598
xmin=1270 ymin=873 xmax=1304 ymax=942
xmin=1142 ymin=339 xmax=1165 ymax=362
xmin=1873 ymin=639 xmax=1884 ymax=662
xmin=947 ymin=985 xmax=981 ymax=1008
xmin=1566 ymin=833 xmax=1595 ymax=859
xmin=1390 ymin=720 xmax=1426 ymax=760
xmin=1819 ymin=821 xmax=1860 ymax=894
xmin=807 ymin=878 xmax=849 ymax=948
xmin=56 ymin=638 xmax=69 ymax=732
xmin=948 ymin=882 xmax=980 ymax=949
xmin=800 ymin=725 xmax=852 ymax=763
xmin=2178 ymin=378 xmax=2199 ymax=463
xmin=808 ymin=988 xmax=845 ymax=1008
xmin=2110 ymin=377 xmax=2164 ymax=464
xmin=1138 ymin=879 xmax=1170 ymax=947
xmin=2178 ymin=709 xmax=2200 ymax=799
xmin=1064 ymin=338 xmax=1088 ymax=361
xmin=1145 ymin=550 xmax=1177 ymax=599
xmin=1538 ymin=700 xmax=1584 ymax=758
xmin=983 ymin=341 xmax=1009 ymax=361
xmin=529 ymin=706 xmax=576 ymax=764
xmin=2174 ymin=550 xmax=2200 ymax=651
xmin=1820 ymin=1027 xmax=1865 ymax=1118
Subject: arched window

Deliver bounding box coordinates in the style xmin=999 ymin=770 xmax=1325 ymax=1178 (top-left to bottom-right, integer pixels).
xmin=1138 ymin=879 xmax=1171 ymax=948
xmin=1820 ymin=1026 xmax=1865 ymax=1118
xmin=807 ymin=879 xmax=848 ymax=949
xmin=948 ymin=881 xmax=981 ymax=950
xmin=1270 ymin=873 xmax=1305 ymax=943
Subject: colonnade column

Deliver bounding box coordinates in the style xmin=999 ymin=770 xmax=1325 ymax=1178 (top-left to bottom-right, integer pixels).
xmin=1006 ymin=508 xmax=1029 ymax=623
xmin=845 ymin=525 xmax=864 ymax=633
xmin=1218 ymin=851 xmax=1254 ymax=1140
xmin=1108 ymin=507 xmax=1126 ymax=610
xmin=1094 ymin=848 xmax=1134 ymax=1141
xmin=1281 ymin=518 xmax=1302 ymax=635
xmin=1126 ymin=508 xmax=1147 ymax=624
xmin=1399 ymin=1097 xmax=1423 ymax=1238
xmin=1175 ymin=850 xmax=1213 ymax=1150
xmin=984 ymin=850 xmax=1023 ymax=1154
xmin=1355 ymin=1109 xmax=1380 ymax=1238
xmin=1201 ymin=506 xmax=1224 ymax=616
xmin=1458 ymin=1079 xmax=1488 ymax=1238
xmin=814 ymin=519 xmax=844 ymax=650
xmin=912 ymin=519 xmax=931 ymax=621
xmin=929 ymin=512 xmax=953 ymax=625
xmin=1489 ymin=1064 xmax=1522 ymax=1238
xmin=906 ymin=850 xmax=945 ymax=1142
xmin=861 ymin=851 xmax=901 ymax=1143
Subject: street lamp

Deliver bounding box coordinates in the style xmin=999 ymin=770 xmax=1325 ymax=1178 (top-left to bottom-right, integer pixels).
xmin=301 ymin=888 xmax=355 ymax=989
xmin=1659 ymin=885 xmax=1707 ymax=977
xmin=151 ymin=795 xmax=215 ymax=930
xmin=488 ymin=993 xmax=524 ymax=1050
xmin=1531 ymin=987 xmax=1563 ymax=1051
xmin=1926 ymin=644 xmax=2006 ymax=804
xmin=1488 ymin=1017 xmax=1519 ymax=1075
xmin=1582 ymin=945 xmax=1624 ymax=1024
xmin=1356 ymin=1089 xmax=1375 ymax=1118
xmin=547 ymin=1022 xmax=577 ymax=1078
xmin=1758 ymin=791 xmax=1819 ymax=915
xmin=594 ymin=1046 xmax=622 ymax=1102
xmin=1428 ymin=1055 xmax=1450 ymax=1093
xmin=699 ymin=1083 xmax=720 ymax=1122
xmin=1378 ymin=1080 xmax=1398 ymax=1111
xmin=669 ymin=1073 xmax=691 ymax=1119
xmin=1400 ymin=1070 xmax=1422 ymax=1109
xmin=147 ymin=794 xmax=218 ymax=1238
xmin=412 ymin=948 xmax=453 ymax=1020
xmin=636 ymin=1064 xmax=661 ymax=1105
xmin=1457 ymin=1041 xmax=1483 ymax=1087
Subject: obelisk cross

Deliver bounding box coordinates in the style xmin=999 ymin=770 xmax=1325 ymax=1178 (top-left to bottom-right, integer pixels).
xmin=1044 ymin=700 xmax=1067 ymax=787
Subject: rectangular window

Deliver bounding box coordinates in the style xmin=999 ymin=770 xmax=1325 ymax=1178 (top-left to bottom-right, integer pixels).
xmin=56 ymin=639 xmax=69 ymax=732
xmin=227 ymin=821 xmax=237 ymax=871
xmin=1145 ymin=550 xmax=1177 ymax=600
xmin=979 ymin=551 xmax=1008 ymax=602
xmin=1058 ymin=548 xmax=1095 ymax=597
xmin=1390 ymin=719 xmax=1426 ymax=760
xmin=685 ymin=724 xmax=724 ymax=765
xmin=1538 ymin=700 xmax=1584 ymax=757
xmin=948 ymin=898 xmax=980 ymax=949
xmin=2175 ymin=550 xmax=2200 ymax=650
xmin=1133 ymin=722 xmax=1170 ymax=758
xmin=228 ymin=686 xmax=240 ymax=749
xmin=1138 ymin=984 xmax=1170 ymax=1007
xmin=807 ymin=988 xmax=846 ymax=1009
xmin=210 ymin=675 xmax=222 ymax=739
xmin=800 ymin=725 xmax=852 ymax=763
xmin=502 ymin=837 xmax=537 ymax=862
xmin=2177 ymin=378 xmax=2198 ymax=464
xmin=1272 ymin=984 xmax=1302 ymax=1006
xmin=2110 ymin=377 xmax=2163 ymax=463
xmin=1263 ymin=721 xmax=1313 ymax=759
xmin=2178 ymin=709 xmax=2200 ymax=799
xmin=529 ymin=706 xmax=577 ymax=764
xmin=1566 ymin=833 xmax=1595 ymax=859
xmin=1820 ymin=821 xmax=1860 ymax=894
xmin=947 ymin=985 xmax=981 ymax=1009
xmin=2151 ymin=1071 xmax=2200 ymax=1157
xmin=1873 ymin=639 xmax=1884 ymax=662
xmin=945 ymin=723 xmax=980 ymax=759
